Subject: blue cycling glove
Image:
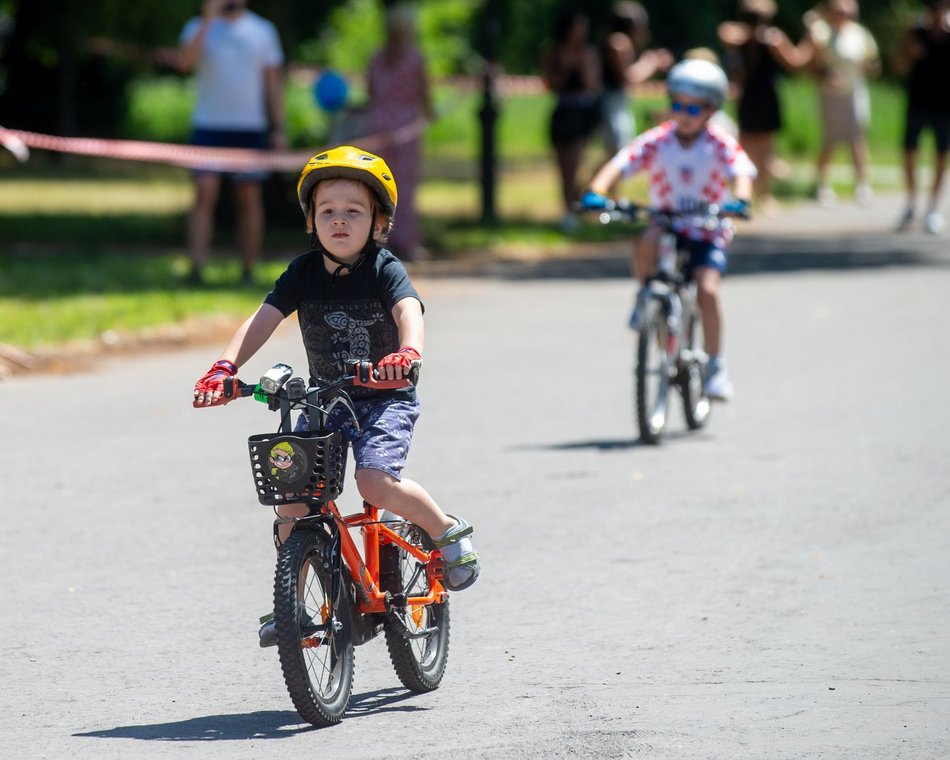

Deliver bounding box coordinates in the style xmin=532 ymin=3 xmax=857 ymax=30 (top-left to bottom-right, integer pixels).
xmin=580 ymin=190 xmax=612 ymax=211
xmin=722 ymin=198 xmax=751 ymax=219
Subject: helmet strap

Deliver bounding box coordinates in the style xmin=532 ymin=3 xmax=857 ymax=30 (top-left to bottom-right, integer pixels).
xmin=307 ymin=213 xmax=379 ymax=286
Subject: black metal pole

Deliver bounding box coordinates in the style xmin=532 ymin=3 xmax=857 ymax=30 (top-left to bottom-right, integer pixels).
xmin=478 ymin=8 xmax=500 ymax=225
xmin=479 ymin=65 xmax=498 ymax=225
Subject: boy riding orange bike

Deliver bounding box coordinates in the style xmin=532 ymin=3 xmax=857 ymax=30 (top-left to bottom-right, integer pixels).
xmin=581 ymin=59 xmax=756 ymax=401
xmin=192 ymin=146 xmax=480 ymax=646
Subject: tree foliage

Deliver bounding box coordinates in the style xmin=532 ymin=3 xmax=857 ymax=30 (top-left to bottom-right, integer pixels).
xmin=477 ymin=0 xmax=918 ymax=74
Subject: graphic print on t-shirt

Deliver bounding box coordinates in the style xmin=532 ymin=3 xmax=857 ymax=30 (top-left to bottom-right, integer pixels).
xmin=299 ymin=299 xmax=399 ymax=387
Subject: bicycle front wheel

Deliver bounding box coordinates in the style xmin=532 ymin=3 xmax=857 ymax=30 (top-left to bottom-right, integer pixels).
xmin=636 ymin=298 xmax=672 ymax=444
xmin=274 ymin=527 xmax=354 ymax=727
xmin=380 ymin=520 xmax=450 ymax=692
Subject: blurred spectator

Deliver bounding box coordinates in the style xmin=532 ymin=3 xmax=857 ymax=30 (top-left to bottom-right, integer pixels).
xmin=366 ymin=3 xmax=435 ymax=261
xmin=892 ymin=0 xmax=950 ymax=234
xmin=799 ymin=0 xmax=880 ymax=207
xmin=718 ymin=0 xmax=805 ymax=209
xmin=541 ymin=10 xmax=602 ymax=233
xmin=176 ymin=0 xmax=286 ymax=285
xmin=600 ymin=2 xmax=673 ymax=155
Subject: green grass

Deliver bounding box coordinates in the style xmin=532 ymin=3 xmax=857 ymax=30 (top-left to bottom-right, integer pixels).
xmin=0 ymin=75 xmax=914 ymax=352
xmin=0 ymin=249 xmax=287 ymax=349
xmin=775 ymin=75 xmax=905 ymax=167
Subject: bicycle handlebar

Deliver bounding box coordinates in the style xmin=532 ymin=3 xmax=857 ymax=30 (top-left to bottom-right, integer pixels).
xmin=223 ymin=360 xmax=416 ymax=402
xmin=578 ymin=198 xmax=750 ymax=224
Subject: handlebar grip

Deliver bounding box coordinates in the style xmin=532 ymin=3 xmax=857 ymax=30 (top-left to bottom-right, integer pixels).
xmin=223 ymin=376 xmax=255 ymax=399
xmin=352 ymin=360 xmax=415 ymax=390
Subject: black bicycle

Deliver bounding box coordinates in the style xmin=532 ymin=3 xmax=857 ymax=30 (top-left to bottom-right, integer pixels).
xmin=224 ymin=361 xmax=449 ymax=727
xmin=595 ymin=200 xmax=741 ymax=443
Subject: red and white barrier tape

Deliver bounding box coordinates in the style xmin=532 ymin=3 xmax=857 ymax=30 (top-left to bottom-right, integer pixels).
xmin=0 ymin=117 xmax=427 ymax=170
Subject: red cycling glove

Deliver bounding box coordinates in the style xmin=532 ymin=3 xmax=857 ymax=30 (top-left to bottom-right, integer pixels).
xmin=193 ymin=359 xmax=237 ymax=407
xmin=377 ymin=347 xmax=421 ymax=377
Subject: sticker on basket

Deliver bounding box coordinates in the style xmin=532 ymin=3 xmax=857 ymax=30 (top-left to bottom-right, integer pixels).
xmin=268 ymin=441 xmax=307 ymax=483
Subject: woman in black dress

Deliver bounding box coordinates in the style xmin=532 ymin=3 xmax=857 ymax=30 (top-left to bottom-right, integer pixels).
xmin=541 ymin=10 xmax=602 ymax=232
xmin=718 ymin=0 xmax=805 ymax=206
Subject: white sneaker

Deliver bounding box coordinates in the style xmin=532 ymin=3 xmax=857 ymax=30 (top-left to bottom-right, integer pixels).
xmin=628 ymin=288 xmax=649 ymax=331
xmin=855 ymin=183 xmax=872 ymax=207
xmin=895 ymin=206 xmax=915 ymax=232
xmin=816 ymin=185 xmax=837 ymax=208
xmin=924 ymin=210 xmax=944 ymax=235
xmin=704 ymin=357 xmax=734 ymax=401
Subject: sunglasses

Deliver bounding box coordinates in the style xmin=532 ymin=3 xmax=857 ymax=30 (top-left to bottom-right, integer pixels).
xmin=671 ymin=100 xmax=709 ymax=116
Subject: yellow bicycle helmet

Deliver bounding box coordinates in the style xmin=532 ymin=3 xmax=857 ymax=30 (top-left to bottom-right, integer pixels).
xmin=297 ymin=146 xmax=398 ymax=231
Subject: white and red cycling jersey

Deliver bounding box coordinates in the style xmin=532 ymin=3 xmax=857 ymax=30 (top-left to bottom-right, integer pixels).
xmin=608 ymin=121 xmax=757 ymax=245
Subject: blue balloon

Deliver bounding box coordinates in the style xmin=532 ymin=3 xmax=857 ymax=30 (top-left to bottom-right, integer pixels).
xmin=314 ymin=70 xmax=348 ymax=112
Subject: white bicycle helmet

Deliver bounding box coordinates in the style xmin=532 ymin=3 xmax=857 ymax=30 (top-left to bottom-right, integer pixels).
xmin=667 ymin=59 xmax=729 ymax=109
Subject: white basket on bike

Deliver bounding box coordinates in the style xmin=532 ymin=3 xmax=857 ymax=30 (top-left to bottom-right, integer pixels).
xmin=247 ymin=430 xmax=347 ymax=505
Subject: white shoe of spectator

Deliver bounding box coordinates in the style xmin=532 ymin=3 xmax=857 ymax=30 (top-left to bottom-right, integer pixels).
xmin=816 ymin=185 xmax=837 ymax=208
xmin=924 ymin=210 xmax=944 ymax=235
xmin=560 ymin=212 xmax=579 ymax=234
xmin=855 ymin=183 xmax=872 ymax=207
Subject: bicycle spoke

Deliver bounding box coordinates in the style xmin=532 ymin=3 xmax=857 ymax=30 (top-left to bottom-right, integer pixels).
xmin=381 ymin=521 xmax=450 ymax=691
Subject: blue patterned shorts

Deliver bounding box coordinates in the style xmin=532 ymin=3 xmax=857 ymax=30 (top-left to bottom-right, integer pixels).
xmin=295 ymin=396 xmax=420 ymax=481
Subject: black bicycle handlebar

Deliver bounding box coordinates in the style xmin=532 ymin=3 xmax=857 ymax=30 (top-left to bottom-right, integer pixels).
xmin=223 ymin=360 xmax=417 ymax=402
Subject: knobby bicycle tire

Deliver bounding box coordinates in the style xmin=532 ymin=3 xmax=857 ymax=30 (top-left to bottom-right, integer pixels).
xmin=680 ymin=304 xmax=711 ymax=431
xmin=380 ymin=521 xmax=450 ymax=692
xmin=274 ymin=527 xmax=355 ymax=726
xmin=636 ymin=298 xmax=672 ymax=444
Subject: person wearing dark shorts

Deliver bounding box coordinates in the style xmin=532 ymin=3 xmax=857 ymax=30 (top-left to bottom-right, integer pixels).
xmin=176 ymin=0 xmax=286 ymax=284
xmin=192 ymin=146 xmax=481 ymax=646
xmin=893 ymin=0 xmax=950 ymax=234
xmin=718 ymin=0 xmax=807 ymax=207
xmin=540 ymin=10 xmax=602 ymax=233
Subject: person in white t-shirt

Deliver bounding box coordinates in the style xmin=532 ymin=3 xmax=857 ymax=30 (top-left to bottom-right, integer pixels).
xmin=799 ymin=0 xmax=880 ymax=207
xmin=177 ymin=0 xmax=286 ymax=285
xmin=581 ymin=59 xmax=755 ymax=401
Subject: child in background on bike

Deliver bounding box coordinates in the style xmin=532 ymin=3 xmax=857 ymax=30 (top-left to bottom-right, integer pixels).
xmin=192 ymin=146 xmax=480 ymax=645
xmin=581 ymin=59 xmax=755 ymax=400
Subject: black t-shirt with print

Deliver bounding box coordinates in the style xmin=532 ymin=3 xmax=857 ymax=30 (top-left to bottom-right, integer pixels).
xmin=264 ymin=247 xmax=422 ymax=400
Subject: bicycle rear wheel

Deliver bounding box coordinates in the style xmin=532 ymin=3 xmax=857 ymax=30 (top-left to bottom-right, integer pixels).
xmin=636 ymin=298 xmax=672 ymax=444
xmin=679 ymin=302 xmax=711 ymax=431
xmin=380 ymin=520 xmax=450 ymax=692
xmin=274 ymin=527 xmax=354 ymax=726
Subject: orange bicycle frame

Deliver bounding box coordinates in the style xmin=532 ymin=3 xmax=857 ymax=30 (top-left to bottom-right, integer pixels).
xmin=321 ymin=500 xmax=447 ymax=615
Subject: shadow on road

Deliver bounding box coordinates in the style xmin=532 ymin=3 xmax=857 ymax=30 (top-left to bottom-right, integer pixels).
xmin=347 ymin=686 xmax=431 ymax=716
xmin=73 ymin=710 xmax=314 ymax=741
xmin=73 ymin=688 xmax=427 ymax=742
xmin=543 ymin=437 xmax=642 ymax=450
xmin=520 ymin=427 xmax=706 ymax=451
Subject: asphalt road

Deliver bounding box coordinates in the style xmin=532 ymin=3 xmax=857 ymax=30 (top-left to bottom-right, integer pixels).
xmin=2 ymin=240 xmax=949 ymax=758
